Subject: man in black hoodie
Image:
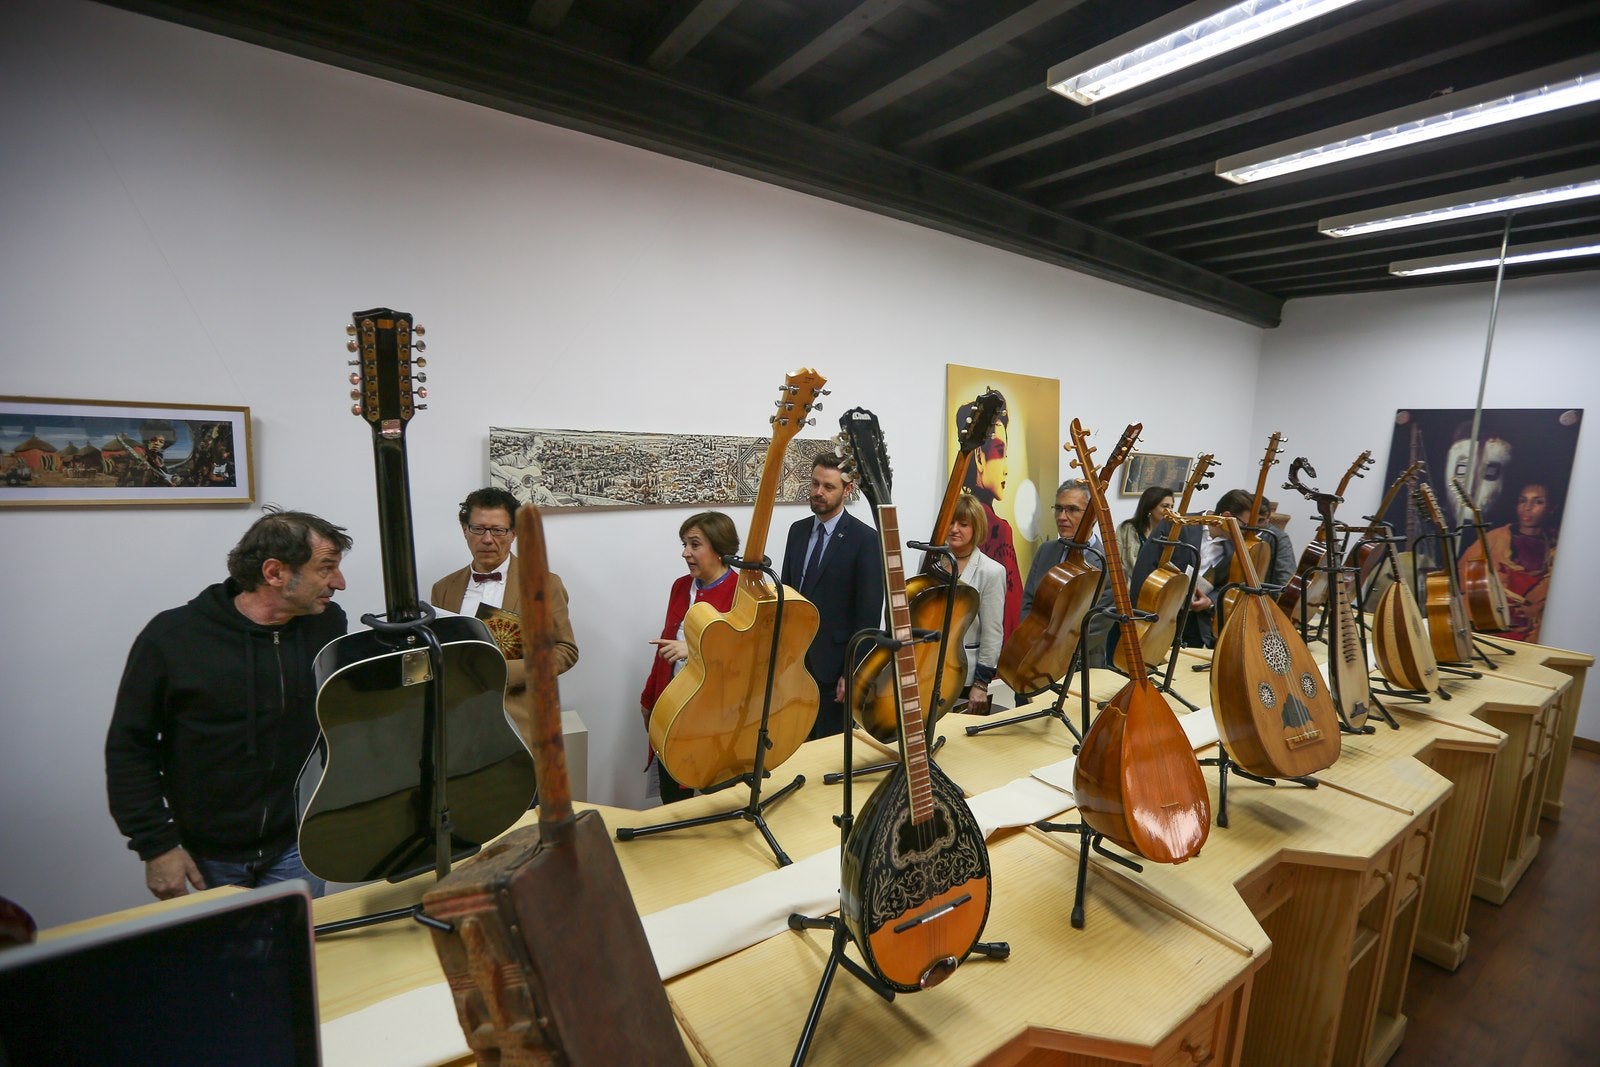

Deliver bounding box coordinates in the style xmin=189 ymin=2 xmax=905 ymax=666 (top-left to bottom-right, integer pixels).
xmin=106 ymin=510 xmax=351 ymax=899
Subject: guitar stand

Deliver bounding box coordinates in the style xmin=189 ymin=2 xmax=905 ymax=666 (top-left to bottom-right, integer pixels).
xmin=1031 ymin=819 xmax=1143 ymax=929
xmin=315 ymin=607 xmax=473 ymax=938
xmin=822 ymin=732 xmax=944 ymax=786
xmin=615 ymin=555 xmax=804 ymax=868
xmin=1200 ymin=742 xmax=1317 ymax=830
xmin=788 ymin=640 xmax=1010 ymax=1066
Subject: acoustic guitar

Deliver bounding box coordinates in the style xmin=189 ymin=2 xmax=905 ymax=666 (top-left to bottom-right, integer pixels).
xmin=1372 ymin=532 xmax=1440 ymax=694
xmin=1451 ymin=478 xmax=1512 ymax=631
xmin=1206 ymin=510 xmax=1341 ymax=779
xmin=1277 ymin=449 xmax=1372 ymax=615
xmin=1069 ymin=420 xmax=1210 ymax=865
xmin=649 ymin=371 xmax=824 ymax=789
xmin=299 ymin=309 xmax=536 ymax=884
xmin=838 ymin=408 xmax=992 ymax=993
xmin=998 ymin=425 xmax=1139 ymax=694
xmin=1413 ymin=483 xmax=1474 ymax=664
xmin=1117 ymin=451 xmax=1216 ymax=676
xmin=853 ymin=390 xmax=1003 ymax=739
xmin=1283 ymin=459 xmax=1371 ymax=730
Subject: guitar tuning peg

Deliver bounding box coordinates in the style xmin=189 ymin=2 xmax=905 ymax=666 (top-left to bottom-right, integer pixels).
xmin=820 ymin=388 xmax=831 ymax=396
xmin=346 ymin=325 xmax=356 ymax=336
xmin=805 ymin=418 xmax=816 ymax=426
xmin=812 ymin=403 xmax=823 ymax=412
xmin=347 ymin=359 xmax=359 ymax=367
xmin=413 ymin=324 xmax=425 ymax=337
xmin=413 ymin=340 xmax=426 ymax=353
xmin=348 ymin=373 xmax=360 ymax=386
xmin=416 ymin=386 xmax=428 ymax=399
xmin=414 ymin=357 xmax=426 ymax=369
xmin=347 ymin=340 xmax=358 ymax=352
xmin=415 ymin=404 xmax=427 ymax=411
xmin=349 ymin=389 xmax=360 ymax=401
xmin=414 ymin=373 xmax=427 ymax=384
xmin=350 ymin=403 xmax=361 ymax=416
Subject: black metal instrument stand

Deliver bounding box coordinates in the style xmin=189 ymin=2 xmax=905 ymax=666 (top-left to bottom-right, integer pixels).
xmin=788 ymin=631 xmax=1009 ymax=1066
xmin=615 ymin=555 xmax=804 ymax=868
xmin=1199 ymin=742 xmax=1318 ymax=830
xmin=1141 ymin=536 xmax=1203 ymax=713
xmin=314 ymin=607 xmax=462 ymax=937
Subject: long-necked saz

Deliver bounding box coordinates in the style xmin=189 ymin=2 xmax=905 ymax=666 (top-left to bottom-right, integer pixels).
xmin=853 ymin=389 xmax=1003 ymax=739
xmin=1068 ymin=420 xmax=1210 ymax=865
xmin=1206 ymin=511 xmax=1342 ymax=779
xmin=1452 ymin=477 xmax=1512 ymax=631
xmin=1414 ymin=483 xmax=1474 ymax=664
xmin=838 ymin=408 xmax=992 ymax=993
xmin=649 ymin=371 xmax=824 ymax=789
xmin=299 ymin=308 xmax=535 ymax=884
xmin=422 ymin=506 xmax=689 ymax=1067
xmin=1117 ymin=451 xmax=1216 ymax=677
xmin=999 ymin=425 xmax=1138 ymax=693
xmin=1277 ymin=450 xmax=1372 ymax=616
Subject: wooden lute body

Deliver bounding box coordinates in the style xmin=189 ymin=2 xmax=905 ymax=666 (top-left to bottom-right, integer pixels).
xmin=649 ymin=371 xmax=824 ymax=788
xmin=1373 ymin=551 xmax=1439 ymax=693
xmin=1452 ymin=478 xmax=1512 ymax=631
xmin=1116 ymin=452 xmax=1215 ymax=676
xmin=1414 ymin=484 xmax=1473 ymax=664
xmin=839 ymin=409 xmax=991 ymax=992
xmin=1068 ymin=421 xmax=1210 ymax=864
xmin=853 ymin=390 xmax=1002 ymax=738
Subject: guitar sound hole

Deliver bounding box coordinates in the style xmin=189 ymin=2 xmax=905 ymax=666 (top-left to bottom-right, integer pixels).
xmin=1300 ymin=673 xmax=1318 ymax=698
xmin=1260 ymin=633 xmax=1290 ymax=675
xmin=1257 ymin=683 xmax=1276 ymax=709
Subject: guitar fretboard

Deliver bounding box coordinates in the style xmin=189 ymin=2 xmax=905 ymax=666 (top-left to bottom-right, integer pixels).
xmin=878 ymin=505 xmax=933 ymax=827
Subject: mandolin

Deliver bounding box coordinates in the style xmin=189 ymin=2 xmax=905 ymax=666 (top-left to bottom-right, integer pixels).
xmin=1451 ymin=478 xmax=1512 ymax=631
xmin=299 ymin=309 xmax=536 ymax=884
xmin=1117 ymin=451 xmax=1216 ymax=676
xmin=1205 ymin=508 xmax=1341 ymax=779
xmin=998 ymin=425 xmax=1139 ymax=694
xmin=853 ymin=390 xmax=1003 ymax=739
xmin=838 ymin=408 xmax=992 ymax=993
xmin=649 ymin=371 xmax=824 ymax=788
xmin=1284 ymin=459 xmax=1371 ymax=730
xmin=1413 ymin=483 xmax=1473 ymax=664
xmin=1069 ymin=421 xmax=1210 ymax=864
xmin=1372 ymin=530 xmax=1440 ymax=693
xmin=1278 ymin=449 xmax=1372 ymax=615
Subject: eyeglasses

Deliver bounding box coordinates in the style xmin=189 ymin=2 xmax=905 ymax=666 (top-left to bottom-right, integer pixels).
xmin=1052 ymin=504 xmax=1087 ymax=514
xmin=466 ymin=524 xmax=512 ymax=538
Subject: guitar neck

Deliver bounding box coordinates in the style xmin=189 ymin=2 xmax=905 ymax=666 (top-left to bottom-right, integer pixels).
xmin=740 ymin=435 xmax=785 ymax=595
xmin=879 ymin=504 xmax=934 ymax=825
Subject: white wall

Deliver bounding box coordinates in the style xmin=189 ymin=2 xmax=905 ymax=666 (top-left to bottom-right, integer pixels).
xmin=1253 ymin=275 xmax=1600 ymax=740
xmin=0 ymin=1 xmax=1264 ymax=926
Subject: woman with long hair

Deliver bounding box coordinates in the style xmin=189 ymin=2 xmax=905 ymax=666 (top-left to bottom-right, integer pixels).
xmin=1115 ymin=485 xmax=1175 ymax=580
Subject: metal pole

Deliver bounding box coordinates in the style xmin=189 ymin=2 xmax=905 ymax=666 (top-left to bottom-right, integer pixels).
xmin=1465 ymin=215 xmax=1513 ymax=498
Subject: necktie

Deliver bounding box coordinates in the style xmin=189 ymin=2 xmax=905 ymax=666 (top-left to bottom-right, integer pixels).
xmin=472 ymin=571 xmax=502 ymax=584
xmin=801 ymin=523 xmax=826 ymax=593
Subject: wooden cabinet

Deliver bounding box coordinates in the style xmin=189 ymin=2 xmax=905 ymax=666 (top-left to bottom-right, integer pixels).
xmin=1468 ymin=675 xmax=1562 ymax=903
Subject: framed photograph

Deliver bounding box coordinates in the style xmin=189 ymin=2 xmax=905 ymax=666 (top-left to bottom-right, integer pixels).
xmin=1120 ymin=452 xmax=1191 ymax=497
xmin=0 ymin=396 xmax=254 ymax=507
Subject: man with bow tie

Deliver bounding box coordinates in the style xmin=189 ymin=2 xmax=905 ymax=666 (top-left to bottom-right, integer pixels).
xmin=430 ymin=488 xmax=578 ymax=734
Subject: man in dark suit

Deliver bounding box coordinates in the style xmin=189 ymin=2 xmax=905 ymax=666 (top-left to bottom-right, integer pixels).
xmin=780 ymin=453 xmax=884 ymax=739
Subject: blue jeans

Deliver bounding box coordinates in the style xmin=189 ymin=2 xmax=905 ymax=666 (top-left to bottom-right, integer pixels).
xmin=194 ymin=842 xmax=326 ymax=898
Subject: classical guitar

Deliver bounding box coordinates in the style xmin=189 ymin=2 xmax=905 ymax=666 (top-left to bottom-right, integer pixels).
xmin=1069 ymin=420 xmax=1210 ymax=864
xmin=1372 ymin=529 xmax=1440 ymax=694
xmin=1277 ymin=449 xmax=1372 ymax=615
xmin=1284 ymin=459 xmax=1371 ymax=730
xmin=1413 ymin=483 xmax=1474 ymax=664
xmin=853 ymin=390 xmax=1003 ymax=739
xmin=649 ymin=371 xmax=824 ymax=788
xmin=1451 ymin=478 xmax=1512 ymax=631
xmin=1344 ymin=460 xmax=1423 ymax=599
xmin=300 ymin=309 xmax=536 ymax=884
xmin=1118 ymin=451 xmax=1216 ymax=677
xmin=1205 ymin=510 xmax=1341 ymax=779
xmin=999 ymin=425 xmax=1139 ymax=694
xmin=838 ymin=408 xmax=992 ymax=993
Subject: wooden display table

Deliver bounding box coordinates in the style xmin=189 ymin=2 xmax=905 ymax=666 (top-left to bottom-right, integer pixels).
xmin=1476 ymin=639 xmax=1594 ymax=822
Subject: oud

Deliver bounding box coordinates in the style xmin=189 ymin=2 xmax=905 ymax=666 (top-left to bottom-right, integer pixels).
xmin=1069 ymin=420 xmax=1210 ymax=865
xmin=852 ymin=390 xmax=1003 ymax=738
xmin=648 ymin=371 xmax=824 ymax=789
xmin=838 ymin=408 xmax=992 ymax=992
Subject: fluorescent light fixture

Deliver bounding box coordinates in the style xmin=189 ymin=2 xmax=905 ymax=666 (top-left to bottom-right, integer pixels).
xmin=1319 ymin=166 xmax=1600 ymax=237
xmin=1389 ymin=234 xmax=1600 ymax=277
xmin=1047 ymin=0 xmax=1369 ymax=105
xmin=1217 ymin=55 xmax=1600 ymax=184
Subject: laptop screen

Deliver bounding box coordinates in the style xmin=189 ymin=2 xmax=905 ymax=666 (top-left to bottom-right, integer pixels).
xmin=0 ymin=881 xmax=319 ymax=1066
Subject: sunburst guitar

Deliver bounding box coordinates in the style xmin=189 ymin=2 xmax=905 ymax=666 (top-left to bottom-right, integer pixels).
xmin=838 ymin=407 xmax=991 ymax=992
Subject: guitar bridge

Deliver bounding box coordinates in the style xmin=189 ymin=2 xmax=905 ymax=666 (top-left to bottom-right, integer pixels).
xmin=1286 ymin=728 xmax=1323 ymax=749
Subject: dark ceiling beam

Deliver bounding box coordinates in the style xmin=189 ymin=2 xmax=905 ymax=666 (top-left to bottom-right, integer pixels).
xmin=743 ymin=0 xmax=907 ymax=101
xmin=643 ymin=0 xmax=743 ymax=72
xmin=822 ymin=0 xmax=1068 ymax=128
xmin=97 ymin=0 xmax=1284 ymax=326
xmin=525 ymin=0 xmax=573 ymax=32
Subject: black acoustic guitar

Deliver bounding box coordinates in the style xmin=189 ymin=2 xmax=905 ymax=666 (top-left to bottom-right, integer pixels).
xmin=298 ymin=308 xmax=536 ymax=884
xmin=838 ymin=408 xmax=991 ymax=993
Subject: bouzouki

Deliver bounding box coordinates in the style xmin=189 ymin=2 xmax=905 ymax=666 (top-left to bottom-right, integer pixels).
xmin=1205 ymin=507 xmax=1342 ymax=779
xmin=1069 ymin=420 xmax=1210 ymax=864
xmin=422 ymin=507 xmax=690 ymax=1067
xmin=1413 ymin=483 xmax=1474 ymax=664
xmin=649 ymin=371 xmax=825 ymax=788
xmin=1451 ymin=478 xmax=1512 ymax=631
xmin=853 ymin=390 xmax=1003 ymax=739
xmin=1117 ymin=451 xmax=1216 ymax=676
xmin=1284 ymin=459 xmax=1372 ymax=730
xmin=838 ymin=408 xmax=992 ymax=993
xmin=998 ymin=425 xmax=1139 ymax=694
xmin=1278 ymin=449 xmax=1372 ymax=615
xmin=299 ymin=308 xmax=536 ymax=884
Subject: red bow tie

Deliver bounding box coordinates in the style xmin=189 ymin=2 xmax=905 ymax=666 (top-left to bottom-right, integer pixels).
xmin=471 ymin=571 xmax=503 ymax=583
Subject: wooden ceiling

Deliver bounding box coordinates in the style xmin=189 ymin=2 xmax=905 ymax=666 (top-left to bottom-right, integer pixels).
xmin=103 ymin=0 xmax=1600 ymax=326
